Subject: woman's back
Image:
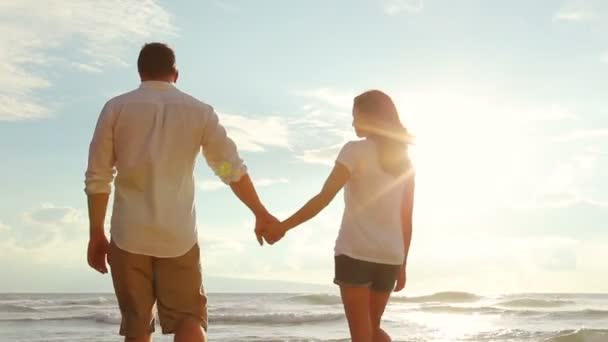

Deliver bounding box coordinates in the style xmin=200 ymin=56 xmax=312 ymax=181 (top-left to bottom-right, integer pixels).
xmin=334 ymin=139 xmax=413 ymax=265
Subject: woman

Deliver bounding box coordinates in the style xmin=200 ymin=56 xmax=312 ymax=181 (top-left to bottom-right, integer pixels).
xmin=265 ymin=90 xmax=416 ymax=342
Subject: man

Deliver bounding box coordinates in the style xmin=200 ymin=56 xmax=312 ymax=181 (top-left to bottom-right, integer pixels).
xmin=85 ymin=42 xmax=276 ymax=342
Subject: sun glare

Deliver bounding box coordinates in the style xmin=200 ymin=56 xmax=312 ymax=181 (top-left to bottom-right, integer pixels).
xmin=400 ymin=89 xmax=527 ymax=215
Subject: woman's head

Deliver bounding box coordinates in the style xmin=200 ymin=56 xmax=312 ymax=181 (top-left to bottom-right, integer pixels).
xmin=352 ymin=90 xmax=408 ymax=141
xmin=352 ymin=90 xmax=412 ymax=176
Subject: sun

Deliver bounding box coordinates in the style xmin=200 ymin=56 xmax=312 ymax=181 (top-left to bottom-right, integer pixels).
xmin=399 ymin=89 xmax=527 ymax=215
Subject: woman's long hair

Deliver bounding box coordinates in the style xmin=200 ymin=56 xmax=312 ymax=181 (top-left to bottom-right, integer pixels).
xmin=353 ymin=90 xmax=412 ymax=177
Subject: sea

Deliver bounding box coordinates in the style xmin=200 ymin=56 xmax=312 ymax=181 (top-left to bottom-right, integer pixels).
xmin=0 ymin=292 xmax=607 ymax=341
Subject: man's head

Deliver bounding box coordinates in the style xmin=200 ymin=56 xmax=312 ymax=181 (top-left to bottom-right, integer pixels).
xmin=137 ymin=42 xmax=178 ymax=82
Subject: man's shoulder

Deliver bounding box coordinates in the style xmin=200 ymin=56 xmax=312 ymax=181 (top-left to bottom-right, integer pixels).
xmin=104 ymin=87 xmax=213 ymax=114
xmin=174 ymin=89 xmax=213 ymax=113
xmin=104 ymin=88 xmax=141 ymax=107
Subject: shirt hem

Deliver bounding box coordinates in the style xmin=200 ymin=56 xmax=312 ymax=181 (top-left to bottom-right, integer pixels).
xmin=334 ymin=249 xmax=404 ymax=266
xmin=111 ymin=235 xmax=198 ymax=258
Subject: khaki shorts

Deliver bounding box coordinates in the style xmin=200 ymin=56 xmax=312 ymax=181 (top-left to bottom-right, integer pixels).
xmin=108 ymin=241 xmax=208 ymax=338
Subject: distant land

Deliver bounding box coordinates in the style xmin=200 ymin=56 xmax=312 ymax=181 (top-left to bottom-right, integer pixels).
xmin=0 ymin=265 xmax=334 ymax=293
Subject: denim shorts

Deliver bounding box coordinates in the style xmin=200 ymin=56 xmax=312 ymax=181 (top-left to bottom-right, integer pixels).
xmin=334 ymin=254 xmax=400 ymax=293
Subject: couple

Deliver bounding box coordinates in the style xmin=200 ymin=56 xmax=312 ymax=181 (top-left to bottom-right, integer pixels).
xmin=85 ymin=42 xmax=415 ymax=342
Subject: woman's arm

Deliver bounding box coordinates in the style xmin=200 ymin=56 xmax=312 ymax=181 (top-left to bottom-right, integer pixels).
xmin=401 ymin=173 xmax=416 ymax=266
xmin=266 ymin=163 xmax=350 ymax=242
xmin=395 ymin=171 xmax=415 ymax=292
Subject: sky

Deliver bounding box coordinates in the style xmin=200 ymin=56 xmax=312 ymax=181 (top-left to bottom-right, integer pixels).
xmin=0 ymin=0 xmax=607 ymax=294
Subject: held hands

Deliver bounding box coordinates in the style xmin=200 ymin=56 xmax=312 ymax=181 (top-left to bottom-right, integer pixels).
xmin=263 ymin=220 xmax=290 ymax=245
xmin=253 ymin=211 xmax=290 ymax=246
xmin=254 ymin=211 xmax=280 ymax=246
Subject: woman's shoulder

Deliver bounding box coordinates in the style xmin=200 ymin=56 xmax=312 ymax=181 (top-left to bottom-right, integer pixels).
xmin=337 ymin=140 xmax=375 ymax=171
xmin=341 ymin=139 xmax=373 ymax=152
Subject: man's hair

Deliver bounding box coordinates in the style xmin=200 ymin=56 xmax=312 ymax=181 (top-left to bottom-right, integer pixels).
xmin=137 ymin=42 xmax=176 ymax=78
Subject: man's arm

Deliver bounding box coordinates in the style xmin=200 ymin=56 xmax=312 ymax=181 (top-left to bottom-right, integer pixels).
xmin=88 ymin=194 xmax=109 ymax=238
xmin=200 ymin=106 xmax=276 ymax=244
xmin=84 ymin=102 xmax=115 ymax=274
xmin=229 ymin=174 xmax=277 ymax=245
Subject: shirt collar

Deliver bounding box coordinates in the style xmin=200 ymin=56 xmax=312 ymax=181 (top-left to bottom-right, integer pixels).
xmin=139 ymin=81 xmax=175 ymax=90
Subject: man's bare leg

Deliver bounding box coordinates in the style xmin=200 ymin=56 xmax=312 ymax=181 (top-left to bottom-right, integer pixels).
xmin=125 ymin=335 xmax=152 ymax=342
xmin=174 ymin=317 xmax=207 ymax=342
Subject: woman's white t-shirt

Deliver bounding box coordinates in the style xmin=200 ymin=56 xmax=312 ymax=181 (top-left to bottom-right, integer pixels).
xmin=334 ymin=139 xmax=412 ymax=266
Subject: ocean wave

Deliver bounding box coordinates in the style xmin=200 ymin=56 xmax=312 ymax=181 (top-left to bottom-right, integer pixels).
xmin=414 ymin=305 xmax=608 ymax=320
xmin=210 ymin=312 xmax=344 ymax=325
xmin=91 ymin=312 xmax=122 ymax=324
xmin=51 ymin=297 xmax=112 ymax=306
xmin=287 ymin=294 xmax=342 ymax=305
xmin=393 ymin=291 xmax=482 ymax=303
xmin=0 ymin=312 xmax=121 ymax=325
xmin=497 ymin=298 xmax=576 ymax=308
xmin=1 ymin=311 xmax=344 ymax=326
xmin=0 ymin=297 xmax=112 ymax=308
xmin=465 ymin=328 xmax=548 ymax=341
xmin=417 ymin=305 xmax=502 ymax=315
xmin=544 ymin=328 xmax=608 ymax=342
xmin=0 ymin=303 xmax=40 ymax=313
xmin=550 ymin=309 xmax=608 ymax=320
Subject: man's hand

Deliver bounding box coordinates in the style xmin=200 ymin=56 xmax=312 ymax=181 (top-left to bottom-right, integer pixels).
xmin=87 ymin=232 xmax=110 ymax=274
xmin=394 ymin=266 xmax=406 ymax=292
xmin=254 ymin=211 xmax=279 ymax=246
xmin=264 ymin=221 xmax=289 ymax=245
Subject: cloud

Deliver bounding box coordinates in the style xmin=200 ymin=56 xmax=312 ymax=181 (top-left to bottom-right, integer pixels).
xmin=383 ymin=0 xmax=424 ymax=15
xmin=553 ymin=9 xmax=591 ymax=22
xmin=197 ymin=177 xmax=289 ymax=191
xmin=524 ymin=153 xmax=608 ymax=208
xmin=295 ymin=144 xmax=343 ymax=166
xmin=71 ymin=62 xmax=102 ymax=74
xmin=554 ymin=129 xmax=608 ymax=142
xmin=286 ymin=106 xmax=354 ymax=149
xmin=512 ymin=105 xmax=578 ymax=122
xmin=199 ymin=232 xmax=244 ymax=255
xmin=0 ymin=233 xmax=87 ymax=266
xmin=553 ymin=0 xmax=592 ymax=22
xmin=195 ymin=209 xmax=340 ymax=282
xmin=294 ymin=88 xmax=354 ymax=110
xmin=0 ymin=0 xmax=175 ymax=121
xmin=530 ymin=193 xmax=608 ymax=209
xmin=553 ymin=0 xmax=608 ymax=22
xmin=602 ymin=51 xmax=608 ymax=64
xmin=23 ymin=203 xmax=84 ymax=226
xmin=197 ymin=180 xmax=227 ymax=192
xmin=287 ymin=90 xmax=356 ymax=164
xmin=0 ymin=222 xmax=10 ymax=233
xmin=256 ymin=178 xmax=289 ymax=187
xmin=220 ymin=113 xmax=291 ymax=152
xmin=0 ymin=203 xmax=87 ymax=249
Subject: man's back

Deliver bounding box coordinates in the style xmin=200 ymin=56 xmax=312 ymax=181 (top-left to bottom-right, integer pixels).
xmin=85 ymin=81 xmax=246 ymax=257
xmin=84 ymin=42 xmax=277 ymax=342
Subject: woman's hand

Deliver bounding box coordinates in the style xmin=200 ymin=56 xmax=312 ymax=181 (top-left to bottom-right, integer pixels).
xmin=394 ymin=266 xmax=406 ymax=292
xmin=264 ymin=221 xmax=289 ymax=245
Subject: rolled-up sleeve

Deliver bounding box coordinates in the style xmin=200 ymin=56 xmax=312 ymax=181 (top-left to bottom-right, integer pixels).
xmin=85 ymin=101 xmax=116 ymax=195
xmin=201 ymin=107 xmax=247 ymax=184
